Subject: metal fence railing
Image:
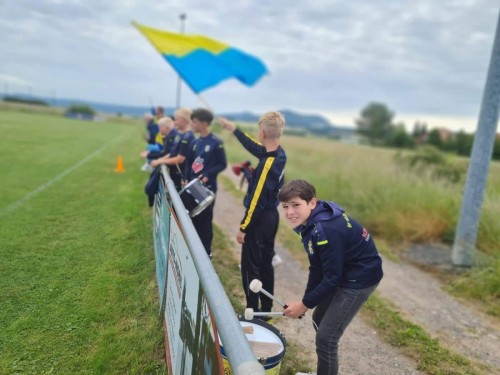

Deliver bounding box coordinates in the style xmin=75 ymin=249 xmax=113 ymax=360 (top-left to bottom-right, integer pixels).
xmin=153 ymin=165 xmax=265 ymax=375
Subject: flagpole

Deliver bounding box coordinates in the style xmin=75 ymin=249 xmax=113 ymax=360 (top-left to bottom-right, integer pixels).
xmin=176 ymin=13 xmax=187 ymax=109
xmin=197 ymin=94 xmax=213 ymax=112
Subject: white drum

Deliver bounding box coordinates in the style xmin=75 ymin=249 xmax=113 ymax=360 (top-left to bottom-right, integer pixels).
xmin=179 ymin=179 xmax=215 ymax=217
xmin=219 ymin=318 xmax=286 ymax=374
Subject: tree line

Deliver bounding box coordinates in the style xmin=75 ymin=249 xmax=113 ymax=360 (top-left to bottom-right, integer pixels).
xmin=356 ymin=102 xmax=500 ymax=160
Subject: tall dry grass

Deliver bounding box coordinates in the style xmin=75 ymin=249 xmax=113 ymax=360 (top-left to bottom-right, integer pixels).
xmin=219 ymin=127 xmax=499 ymax=254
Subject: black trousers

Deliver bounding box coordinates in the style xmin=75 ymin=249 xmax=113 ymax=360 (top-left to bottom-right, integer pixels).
xmin=240 ymin=208 xmax=279 ymax=312
xmin=170 ymin=171 xmax=182 ymax=192
xmin=192 ymin=201 xmax=214 ymax=256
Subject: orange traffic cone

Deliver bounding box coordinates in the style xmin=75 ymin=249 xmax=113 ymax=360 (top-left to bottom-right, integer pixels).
xmin=115 ymin=155 xmax=125 ymax=173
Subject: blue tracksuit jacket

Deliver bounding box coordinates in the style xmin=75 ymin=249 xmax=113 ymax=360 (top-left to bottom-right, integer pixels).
xmin=233 ymin=128 xmax=286 ymax=233
xmin=184 ymin=133 xmax=227 ymax=193
xmin=294 ymin=200 xmax=383 ymax=308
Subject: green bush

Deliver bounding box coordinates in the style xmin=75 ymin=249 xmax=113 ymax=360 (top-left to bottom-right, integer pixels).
xmin=395 ymin=145 xmax=466 ymax=184
xmin=65 ymin=103 xmax=95 ymax=116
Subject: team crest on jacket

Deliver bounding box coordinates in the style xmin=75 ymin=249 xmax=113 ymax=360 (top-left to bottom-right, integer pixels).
xmin=362 ymin=227 xmax=371 ymax=242
xmin=192 ymin=156 xmax=204 ymax=174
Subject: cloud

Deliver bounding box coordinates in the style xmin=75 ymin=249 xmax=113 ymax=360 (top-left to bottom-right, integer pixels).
xmin=0 ymin=0 xmax=498 ymax=131
xmin=0 ymin=73 xmax=35 ymax=87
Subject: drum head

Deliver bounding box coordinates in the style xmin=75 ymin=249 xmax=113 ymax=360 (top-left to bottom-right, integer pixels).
xmin=239 ymin=320 xmax=284 ymax=359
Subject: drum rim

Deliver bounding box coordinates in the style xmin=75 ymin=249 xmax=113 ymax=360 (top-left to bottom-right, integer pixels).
xmin=229 ymin=316 xmax=287 ymax=366
xmin=179 ymin=178 xmax=200 ymax=193
xmin=189 ymin=195 xmax=215 ymax=217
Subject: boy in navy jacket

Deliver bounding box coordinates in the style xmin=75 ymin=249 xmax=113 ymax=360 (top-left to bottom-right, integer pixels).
xmin=278 ymin=179 xmax=383 ymax=375
xmin=219 ymin=112 xmax=286 ymax=315
xmin=151 ymin=108 xmax=194 ymax=191
xmin=184 ymin=108 xmax=227 ymax=256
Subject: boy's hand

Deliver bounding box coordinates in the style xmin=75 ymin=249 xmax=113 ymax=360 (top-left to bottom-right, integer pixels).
xmin=217 ymin=117 xmax=236 ymax=132
xmin=140 ymin=151 xmax=148 ymax=159
xmin=236 ymin=230 xmax=245 ymax=244
xmin=283 ymin=301 xmax=308 ymax=319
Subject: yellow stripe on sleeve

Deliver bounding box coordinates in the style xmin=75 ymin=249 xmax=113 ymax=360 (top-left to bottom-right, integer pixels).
xmin=317 ymin=240 xmax=329 ymax=246
xmin=240 ymin=157 xmax=274 ymax=230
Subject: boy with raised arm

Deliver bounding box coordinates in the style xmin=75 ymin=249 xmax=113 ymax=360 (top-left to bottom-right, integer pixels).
xmin=218 ymin=112 xmax=286 ymax=316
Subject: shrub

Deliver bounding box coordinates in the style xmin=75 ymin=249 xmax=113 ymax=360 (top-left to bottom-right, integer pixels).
xmin=65 ymin=104 xmax=95 ymax=116
xmin=395 ymin=145 xmax=466 ymax=184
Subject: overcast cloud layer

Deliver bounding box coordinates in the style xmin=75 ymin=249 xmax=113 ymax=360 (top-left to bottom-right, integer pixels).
xmin=1 ymin=0 xmax=498 ymax=131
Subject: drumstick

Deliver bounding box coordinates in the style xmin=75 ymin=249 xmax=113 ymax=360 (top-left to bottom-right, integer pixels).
xmin=174 ymin=163 xmax=187 ymax=185
xmin=244 ymin=308 xmax=284 ymax=320
xmin=249 ymin=279 xmax=305 ymax=319
xmin=249 ymin=279 xmax=288 ymax=308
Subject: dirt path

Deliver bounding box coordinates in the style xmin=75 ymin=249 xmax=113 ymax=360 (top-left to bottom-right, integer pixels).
xmin=378 ymin=249 xmax=500 ymax=371
xmin=214 ymin=170 xmax=425 ymax=374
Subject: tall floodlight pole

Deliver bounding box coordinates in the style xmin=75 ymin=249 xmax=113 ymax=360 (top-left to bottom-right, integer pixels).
xmin=452 ymin=9 xmax=500 ymax=266
xmin=176 ymin=13 xmax=187 ymax=109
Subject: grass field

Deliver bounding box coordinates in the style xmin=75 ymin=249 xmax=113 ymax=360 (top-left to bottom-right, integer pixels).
xmin=0 ymin=111 xmax=165 ymax=374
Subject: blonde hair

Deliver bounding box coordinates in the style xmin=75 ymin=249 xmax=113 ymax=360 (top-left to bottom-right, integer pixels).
xmin=174 ymin=108 xmax=192 ymax=121
xmin=158 ymin=117 xmax=174 ymax=129
xmin=258 ymin=111 xmax=285 ymax=139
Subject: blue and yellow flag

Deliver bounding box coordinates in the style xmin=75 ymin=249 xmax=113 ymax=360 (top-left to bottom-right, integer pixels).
xmin=133 ymin=21 xmax=268 ymax=93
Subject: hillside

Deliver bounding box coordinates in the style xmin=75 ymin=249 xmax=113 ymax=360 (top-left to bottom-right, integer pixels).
xmin=223 ymin=109 xmax=356 ymax=138
xmin=1 ymin=93 xmax=356 ymax=138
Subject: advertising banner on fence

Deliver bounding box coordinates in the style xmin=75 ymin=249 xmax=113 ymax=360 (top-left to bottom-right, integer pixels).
xmin=164 ymin=214 xmax=223 ymax=374
xmin=153 ymin=179 xmax=170 ymax=314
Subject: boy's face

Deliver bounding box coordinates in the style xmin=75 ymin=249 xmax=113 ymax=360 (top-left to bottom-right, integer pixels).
xmin=174 ymin=115 xmax=189 ymax=131
xmin=191 ymin=118 xmax=205 ymax=134
xmin=160 ymin=125 xmax=171 ymax=136
xmin=281 ymin=197 xmax=317 ymax=227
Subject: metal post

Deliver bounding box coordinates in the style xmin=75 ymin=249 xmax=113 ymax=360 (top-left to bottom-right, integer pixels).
xmin=452 ymin=9 xmax=500 ymax=266
xmin=176 ymin=13 xmax=187 ymax=109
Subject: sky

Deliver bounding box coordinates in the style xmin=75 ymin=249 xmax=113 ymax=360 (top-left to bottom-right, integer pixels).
xmin=1 ymin=0 xmax=499 ymax=132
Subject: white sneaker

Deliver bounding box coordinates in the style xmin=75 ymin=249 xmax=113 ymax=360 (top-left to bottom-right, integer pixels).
xmin=141 ymin=163 xmax=154 ymax=172
xmin=272 ymin=254 xmax=283 ymax=267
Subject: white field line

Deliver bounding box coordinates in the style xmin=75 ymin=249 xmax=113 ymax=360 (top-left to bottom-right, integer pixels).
xmin=0 ymin=129 xmax=133 ymax=217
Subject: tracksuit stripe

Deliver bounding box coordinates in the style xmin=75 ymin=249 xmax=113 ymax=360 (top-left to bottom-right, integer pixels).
xmin=240 ymin=156 xmax=275 ymax=230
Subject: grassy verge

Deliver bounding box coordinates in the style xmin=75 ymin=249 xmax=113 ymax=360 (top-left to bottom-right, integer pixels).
xmin=362 ymin=294 xmax=488 ymax=375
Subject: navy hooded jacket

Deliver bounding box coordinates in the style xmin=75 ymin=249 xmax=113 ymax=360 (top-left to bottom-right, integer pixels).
xmin=294 ymin=200 xmax=383 ymax=308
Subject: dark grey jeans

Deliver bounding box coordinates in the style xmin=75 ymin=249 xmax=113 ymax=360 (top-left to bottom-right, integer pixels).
xmin=312 ymin=283 xmax=379 ymax=375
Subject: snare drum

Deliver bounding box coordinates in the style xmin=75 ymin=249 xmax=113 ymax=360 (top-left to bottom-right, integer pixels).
xmin=219 ymin=317 xmax=287 ymax=375
xmin=179 ymin=178 xmax=215 ymax=217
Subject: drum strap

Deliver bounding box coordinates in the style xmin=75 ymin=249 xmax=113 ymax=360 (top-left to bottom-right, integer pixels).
xmin=175 ymin=164 xmax=185 ymax=182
